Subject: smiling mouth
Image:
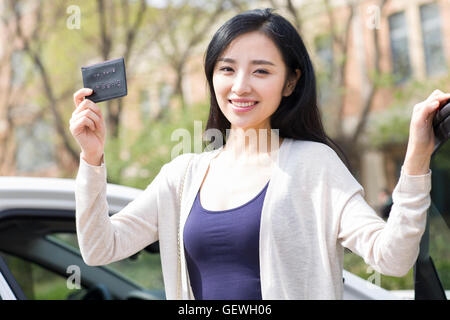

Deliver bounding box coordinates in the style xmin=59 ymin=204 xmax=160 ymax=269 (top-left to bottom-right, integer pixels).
xmin=229 ymin=100 xmax=259 ymax=108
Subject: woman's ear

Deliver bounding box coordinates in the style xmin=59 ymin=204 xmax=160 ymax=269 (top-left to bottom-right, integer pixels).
xmin=283 ymin=69 xmax=301 ymax=97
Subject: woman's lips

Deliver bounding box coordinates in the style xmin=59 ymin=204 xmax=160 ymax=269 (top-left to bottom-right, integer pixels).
xmin=229 ymin=99 xmax=258 ymax=112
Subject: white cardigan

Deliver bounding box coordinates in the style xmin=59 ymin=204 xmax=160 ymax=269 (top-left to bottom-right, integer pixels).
xmin=75 ymin=138 xmax=431 ymax=299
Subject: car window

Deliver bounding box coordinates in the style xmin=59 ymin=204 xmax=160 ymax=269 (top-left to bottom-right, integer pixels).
xmin=429 ymin=142 xmax=450 ymax=294
xmin=48 ymin=233 xmax=165 ymax=292
xmin=0 ymin=251 xmax=82 ymax=300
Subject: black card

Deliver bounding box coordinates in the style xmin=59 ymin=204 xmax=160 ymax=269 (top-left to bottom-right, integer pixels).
xmin=81 ymin=57 xmax=127 ymax=103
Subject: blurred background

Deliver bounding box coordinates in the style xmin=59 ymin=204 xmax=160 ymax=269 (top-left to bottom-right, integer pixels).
xmin=0 ymin=0 xmax=449 ymax=298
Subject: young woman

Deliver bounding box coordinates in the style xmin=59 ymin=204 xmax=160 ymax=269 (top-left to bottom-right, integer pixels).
xmin=70 ymin=9 xmax=450 ymax=299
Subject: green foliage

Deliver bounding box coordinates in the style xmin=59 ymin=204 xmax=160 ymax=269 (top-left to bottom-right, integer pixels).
xmin=105 ymin=101 xmax=210 ymax=189
xmin=367 ymin=102 xmax=412 ymax=148
xmin=369 ymin=71 xmax=396 ymax=89
xmin=344 ymin=251 xmax=414 ymax=290
xmin=367 ymin=75 xmax=450 ymax=149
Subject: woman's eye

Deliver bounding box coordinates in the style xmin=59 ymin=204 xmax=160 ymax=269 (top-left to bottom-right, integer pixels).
xmin=219 ymin=67 xmax=234 ymax=72
xmin=255 ymin=69 xmax=269 ymax=75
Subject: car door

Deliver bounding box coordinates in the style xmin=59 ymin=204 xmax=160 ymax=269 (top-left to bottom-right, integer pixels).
xmin=414 ymin=141 xmax=450 ymax=299
xmin=0 ymin=207 xmax=165 ymax=300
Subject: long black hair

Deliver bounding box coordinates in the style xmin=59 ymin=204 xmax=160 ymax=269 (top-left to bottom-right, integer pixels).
xmin=203 ymin=8 xmax=348 ymax=166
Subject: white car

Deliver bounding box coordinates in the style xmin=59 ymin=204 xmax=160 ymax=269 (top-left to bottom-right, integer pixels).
xmin=0 ymin=177 xmax=164 ymax=300
xmin=0 ymin=173 xmax=447 ymax=300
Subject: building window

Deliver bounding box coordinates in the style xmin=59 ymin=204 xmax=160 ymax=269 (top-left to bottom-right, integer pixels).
xmin=420 ymin=2 xmax=447 ymax=76
xmin=15 ymin=119 xmax=55 ymax=173
xmin=388 ymin=11 xmax=411 ymax=84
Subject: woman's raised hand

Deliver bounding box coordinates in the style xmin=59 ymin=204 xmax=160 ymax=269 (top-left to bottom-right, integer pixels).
xmin=403 ymin=89 xmax=450 ymax=175
xmin=70 ymin=88 xmax=106 ymax=166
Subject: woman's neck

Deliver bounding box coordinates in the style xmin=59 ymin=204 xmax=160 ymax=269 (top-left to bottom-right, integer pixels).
xmin=222 ymin=127 xmax=284 ymax=165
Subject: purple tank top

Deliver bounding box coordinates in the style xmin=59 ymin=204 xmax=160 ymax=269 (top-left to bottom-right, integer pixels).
xmin=183 ymin=180 xmax=269 ymax=300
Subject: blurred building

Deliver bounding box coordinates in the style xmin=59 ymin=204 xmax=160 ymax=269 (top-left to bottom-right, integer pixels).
xmin=324 ymin=0 xmax=449 ymax=207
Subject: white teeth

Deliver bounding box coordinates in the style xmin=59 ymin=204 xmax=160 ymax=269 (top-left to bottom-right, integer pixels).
xmin=232 ymin=101 xmax=257 ymax=107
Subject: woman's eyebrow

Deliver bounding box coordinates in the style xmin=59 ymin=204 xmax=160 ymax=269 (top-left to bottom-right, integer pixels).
xmin=217 ymin=57 xmax=275 ymax=66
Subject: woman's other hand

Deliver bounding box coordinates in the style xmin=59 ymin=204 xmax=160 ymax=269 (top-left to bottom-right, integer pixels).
xmin=70 ymin=88 xmax=106 ymax=166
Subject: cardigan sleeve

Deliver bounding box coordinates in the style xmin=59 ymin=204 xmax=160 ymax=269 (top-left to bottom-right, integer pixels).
xmin=75 ymin=153 xmax=178 ymax=266
xmin=337 ymin=167 xmax=431 ymax=277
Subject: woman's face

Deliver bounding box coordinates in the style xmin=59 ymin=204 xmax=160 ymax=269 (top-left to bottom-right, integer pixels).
xmin=212 ymin=31 xmax=298 ymax=132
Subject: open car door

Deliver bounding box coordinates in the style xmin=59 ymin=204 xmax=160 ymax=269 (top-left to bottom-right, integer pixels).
xmin=414 ymin=128 xmax=450 ymax=299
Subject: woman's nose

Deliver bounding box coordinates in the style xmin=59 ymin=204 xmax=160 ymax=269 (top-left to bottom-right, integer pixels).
xmin=231 ymin=72 xmax=251 ymax=95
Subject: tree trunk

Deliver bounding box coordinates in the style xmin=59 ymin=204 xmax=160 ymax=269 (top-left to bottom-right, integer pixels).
xmin=174 ymin=63 xmax=186 ymax=110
